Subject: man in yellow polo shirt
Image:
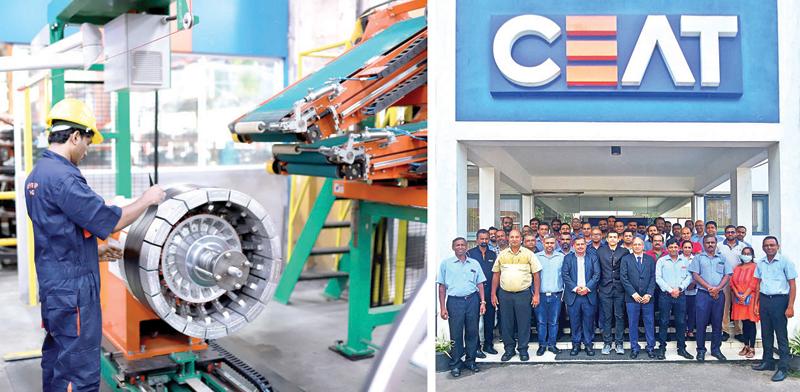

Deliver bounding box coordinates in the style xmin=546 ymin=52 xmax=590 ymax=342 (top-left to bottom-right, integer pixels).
xmin=491 ymin=229 xmax=542 ymax=362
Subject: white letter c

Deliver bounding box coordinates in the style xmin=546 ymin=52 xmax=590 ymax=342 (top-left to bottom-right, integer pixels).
xmin=493 ymin=15 xmax=562 ymax=87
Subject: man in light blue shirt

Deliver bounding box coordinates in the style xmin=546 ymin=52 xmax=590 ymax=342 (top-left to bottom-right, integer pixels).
xmin=535 ymin=223 xmax=549 ymax=253
xmin=736 ymin=226 xmax=752 ymax=247
xmin=691 ymin=219 xmax=705 ymax=243
xmin=689 ymin=235 xmax=732 ymax=362
xmin=437 ymin=237 xmax=487 ymax=377
xmin=655 ymin=241 xmax=693 ymax=359
xmin=644 ymin=225 xmax=658 ymax=251
xmin=752 ymin=236 xmax=797 ymax=382
xmin=534 ymin=235 xmax=565 ymax=356
xmin=706 ymin=220 xmax=725 ymax=243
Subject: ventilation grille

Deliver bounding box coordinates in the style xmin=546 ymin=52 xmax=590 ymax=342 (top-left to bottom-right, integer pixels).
xmin=131 ymin=51 xmax=163 ymax=85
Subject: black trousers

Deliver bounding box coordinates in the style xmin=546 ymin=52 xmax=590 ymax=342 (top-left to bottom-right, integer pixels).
xmin=498 ymin=288 xmax=532 ymax=354
xmin=481 ymin=283 xmax=497 ymax=348
xmin=600 ymin=287 xmax=626 ymax=345
xmin=742 ymin=320 xmax=757 ymax=347
xmin=446 ymin=293 xmax=480 ymax=370
xmin=760 ymin=294 xmax=791 ymax=371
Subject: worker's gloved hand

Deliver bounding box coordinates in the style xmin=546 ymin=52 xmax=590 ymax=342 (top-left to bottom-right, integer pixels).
xmin=99 ymin=244 xmax=123 ymax=262
xmin=143 ymin=185 xmax=166 ymax=206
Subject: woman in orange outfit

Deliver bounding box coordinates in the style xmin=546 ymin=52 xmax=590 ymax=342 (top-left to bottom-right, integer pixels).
xmin=730 ymin=246 xmax=759 ymax=358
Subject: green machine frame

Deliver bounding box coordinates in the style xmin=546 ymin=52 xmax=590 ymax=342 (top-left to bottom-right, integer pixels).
xmin=274 ymin=180 xmax=426 ymax=359
xmin=330 ymin=200 xmax=425 ymax=359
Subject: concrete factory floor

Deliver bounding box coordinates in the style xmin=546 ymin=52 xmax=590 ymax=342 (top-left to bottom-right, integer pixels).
xmin=0 ymin=267 xmax=425 ymax=391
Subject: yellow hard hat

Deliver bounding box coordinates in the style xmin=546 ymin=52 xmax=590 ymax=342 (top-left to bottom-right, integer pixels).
xmin=47 ymin=98 xmax=103 ymax=144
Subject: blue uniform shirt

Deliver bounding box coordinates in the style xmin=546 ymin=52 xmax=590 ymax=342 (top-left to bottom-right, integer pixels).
xmin=688 ymin=252 xmax=732 ymax=290
xmin=655 ymin=254 xmax=692 ymax=292
xmin=754 ymin=253 xmax=798 ymax=295
xmin=535 ymin=238 xmax=544 ymax=253
xmin=536 ymin=251 xmax=565 ymax=293
xmin=466 ymin=246 xmax=496 ymax=289
xmin=437 ymin=256 xmax=486 ymax=297
xmin=25 ymin=150 xmax=122 ymax=290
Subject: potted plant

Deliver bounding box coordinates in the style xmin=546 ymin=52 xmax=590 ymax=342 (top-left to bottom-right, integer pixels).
xmin=789 ymin=330 xmax=800 ymax=371
xmin=435 ymin=336 xmax=453 ymax=373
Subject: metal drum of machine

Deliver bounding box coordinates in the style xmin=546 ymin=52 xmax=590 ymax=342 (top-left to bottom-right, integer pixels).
xmin=114 ymin=185 xmax=282 ymax=339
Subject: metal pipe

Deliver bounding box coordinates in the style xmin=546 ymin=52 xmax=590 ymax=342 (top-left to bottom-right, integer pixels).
xmin=24 ymin=88 xmax=36 ymax=306
xmin=154 ymin=91 xmax=159 ymax=184
xmin=271 ymin=144 xmax=301 ymax=156
xmin=0 ymin=24 xmax=102 ymax=72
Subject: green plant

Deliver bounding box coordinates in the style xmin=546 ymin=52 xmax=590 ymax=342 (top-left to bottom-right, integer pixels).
xmin=790 ymin=330 xmax=800 ymax=357
xmin=435 ymin=335 xmax=453 ymax=356
xmin=534 ymin=207 xmax=545 ymax=220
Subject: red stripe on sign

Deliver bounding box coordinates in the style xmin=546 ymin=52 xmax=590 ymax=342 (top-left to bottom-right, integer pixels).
xmin=566 ymin=16 xmax=617 ymax=37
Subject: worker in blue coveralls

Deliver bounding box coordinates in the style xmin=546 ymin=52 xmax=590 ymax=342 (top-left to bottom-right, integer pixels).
xmin=25 ymin=99 xmax=166 ymax=391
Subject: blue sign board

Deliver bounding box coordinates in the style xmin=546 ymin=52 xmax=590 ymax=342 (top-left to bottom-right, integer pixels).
xmin=489 ymin=15 xmax=743 ymax=96
xmin=456 ymin=0 xmax=778 ymax=122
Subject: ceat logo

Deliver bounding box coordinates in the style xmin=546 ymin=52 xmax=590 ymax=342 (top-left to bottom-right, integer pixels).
xmin=491 ymin=15 xmax=741 ymax=95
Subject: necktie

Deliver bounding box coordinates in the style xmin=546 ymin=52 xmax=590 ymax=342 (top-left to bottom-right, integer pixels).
xmin=637 ymin=256 xmax=642 ymax=264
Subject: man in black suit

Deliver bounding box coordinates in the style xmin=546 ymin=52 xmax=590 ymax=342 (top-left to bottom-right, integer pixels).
xmin=621 ymin=237 xmax=657 ymax=359
xmin=596 ymin=231 xmax=630 ymax=355
xmin=562 ymin=237 xmax=601 ymax=356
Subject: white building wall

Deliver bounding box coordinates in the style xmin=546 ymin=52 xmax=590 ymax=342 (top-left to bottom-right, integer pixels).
xmin=430 ymin=0 xmax=800 ymax=336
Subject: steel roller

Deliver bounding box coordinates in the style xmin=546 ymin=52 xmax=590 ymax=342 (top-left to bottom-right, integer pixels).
xmin=118 ymin=185 xmax=282 ymax=339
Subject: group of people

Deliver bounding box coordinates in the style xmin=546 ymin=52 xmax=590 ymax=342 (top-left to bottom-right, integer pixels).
xmin=437 ymin=216 xmax=796 ymax=382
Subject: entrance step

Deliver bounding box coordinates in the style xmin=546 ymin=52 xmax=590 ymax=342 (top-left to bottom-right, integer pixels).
xmin=477 ymin=342 xmax=763 ymax=364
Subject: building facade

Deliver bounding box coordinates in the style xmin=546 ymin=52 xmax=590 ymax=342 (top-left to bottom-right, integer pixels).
xmin=430 ymin=0 xmax=800 ymax=333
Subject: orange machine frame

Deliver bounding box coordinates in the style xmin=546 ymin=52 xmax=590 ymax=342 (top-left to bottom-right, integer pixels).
xmin=99 ymin=237 xmax=206 ymax=361
xmin=294 ymin=29 xmax=427 ymax=141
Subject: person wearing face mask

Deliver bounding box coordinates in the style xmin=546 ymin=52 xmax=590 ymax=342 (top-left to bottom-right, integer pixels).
xmin=467 ymin=229 xmax=498 ymax=357
xmin=730 ymin=246 xmax=759 ymax=359
xmin=719 ymin=225 xmax=747 ymax=342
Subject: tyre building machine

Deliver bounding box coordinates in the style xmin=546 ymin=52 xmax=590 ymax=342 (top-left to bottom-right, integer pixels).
xmin=19 ymin=1 xmax=282 ymax=391
xmin=11 ymin=0 xmax=426 ymax=389
xmin=229 ymin=0 xmax=428 ymax=359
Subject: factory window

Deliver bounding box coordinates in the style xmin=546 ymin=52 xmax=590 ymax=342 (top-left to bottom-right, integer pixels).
xmin=500 ymin=194 xmax=522 ymax=230
xmin=130 ymin=54 xmax=284 ymax=168
xmin=705 ymin=195 xmax=732 ymax=228
xmin=752 ymin=194 xmax=769 ymax=235
xmin=704 ymin=194 xmax=769 ymax=235
xmin=466 ymin=194 xmax=479 ymax=240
